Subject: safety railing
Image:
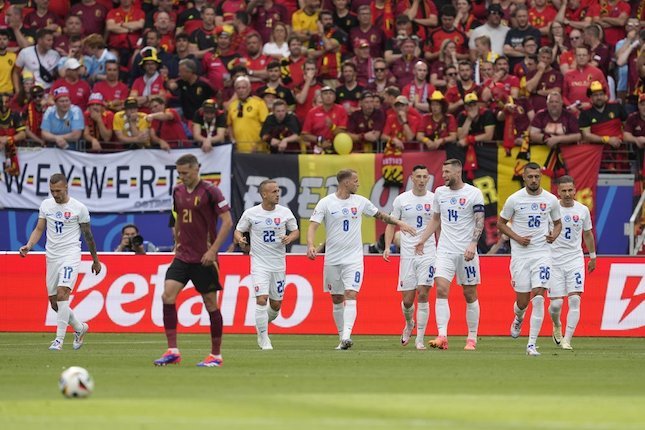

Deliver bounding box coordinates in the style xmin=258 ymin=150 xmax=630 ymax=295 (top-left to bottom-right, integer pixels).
xmin=629 ymin=191 xmax=645 ymax=256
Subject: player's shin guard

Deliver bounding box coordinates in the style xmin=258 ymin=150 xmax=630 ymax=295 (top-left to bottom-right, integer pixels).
xmin=267 ymin=306 xmax=279 ymax=323
xmin=56 ymin=301 xmax=71 ymax=340
xmin=342 ymin=300 xmax=357 ymax=340
xmin=416 ymin=302 xmax=429 ymax=343
xmin=208 ymin=309 xmax=223 ymax=355
xmin=255 ymin=304 xmax=269 ymax=336
xmin=528 ymin=295 xmax=545 ymax=346
xmin=67 ymin=308 xmax=83 ymax=332
xmin=435 ymin=298 xmax=450 ymax=337
xmin=548 ymin=298 xmax=563 ymax=326
xmin=163 ymin=303 xmax=178 ymax=348
xmin=401 ymin=301 xmax=414 ymax=324
xmin=466 ymin=300 xmax=480 ymax=341
xmin=333 ymin=303 xmax=344 ymax=339
xmin=564 ymin=295 xmax=581 ymax=343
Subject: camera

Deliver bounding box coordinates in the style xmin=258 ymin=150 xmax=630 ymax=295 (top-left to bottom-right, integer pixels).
xmin=130 ymin=235 xmax=144 ymax=247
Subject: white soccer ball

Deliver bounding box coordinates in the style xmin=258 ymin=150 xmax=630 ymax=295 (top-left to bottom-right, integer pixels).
xmin=59 ymin=366 xmax=94 ymax=398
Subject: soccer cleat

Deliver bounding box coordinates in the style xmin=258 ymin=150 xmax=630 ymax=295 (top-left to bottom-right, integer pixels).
xmin=339 ymin=338 xmax=353 ymax=350
xmin=510 ymin=317 xmax=523 ymax=338
xmin=400 ymin=320 xmax=415 ymax=346
xmin=335 ymin=342 xmax=343 ymax=350
xmin=464 ymin=339 xmax=477 ymax=351
xmin=526 ymin=344 xmax=541 ymax=356
xmin=196 ymin=355 xmax=223 ymax=367
xmin=428 ymin=336 xmax=448 ymax=350
xmin=73 ymin=323 xmax=89 ymax=350
xmin=153 ymin=350 xmax=182 ymax=366
xmin=415 ymin=342 xmax=427 ymax=350
xmin=49 ymin=339 xmax=63 ymax=351
xmin=552 ymin=323 xmax=563 ymax=346
xmin=561 ymin=340 xmax=573 ymax=350
xmin=258 ymin=335 xmax=273 ymax=350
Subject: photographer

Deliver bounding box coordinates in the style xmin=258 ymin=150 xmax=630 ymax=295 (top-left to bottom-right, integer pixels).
xmin=114 ymin=224 xmax=148 ymax=254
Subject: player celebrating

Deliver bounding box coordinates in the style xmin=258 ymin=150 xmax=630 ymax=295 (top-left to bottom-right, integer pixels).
xmin=20 ymin=174 xmax=101 ymax=351
xmin=383 ymin=165 xmax=437 ymax=350
xmin=154 ymin=154 xmax=233 ymax=367
xmin=497 ymin=162 xmax=562 ymax=356
xmin=415 ymin=159 xmax=485 ymax=351
xmin=307 ymin=169 xmax=416 ymax=350
xmin=234 ymin=179 xmax=299 ymax=350
xmin=548 ymin=176 xmax=596 ymax=351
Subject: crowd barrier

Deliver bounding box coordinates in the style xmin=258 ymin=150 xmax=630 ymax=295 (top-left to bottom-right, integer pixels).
xmin=1 ymin=253 xmax=643 ymax=337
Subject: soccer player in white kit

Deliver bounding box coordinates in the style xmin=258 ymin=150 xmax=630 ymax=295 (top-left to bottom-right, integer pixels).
xmin=307 ymin=169 xmax=416 ymax=350
xmin=497 ymin=163 xmax=562 ymax=356
xmin=415 ymin=159 xmax=485 ymax=351
xmin=19 ymin=173 xmax=101 ymax=351
xmin=234 ymin=179 xmax=299 ymax=350
xmin=383 ymin=165 xmax=437 ymax=350
xmin=548 ymin=176 xmax=596 ymax=351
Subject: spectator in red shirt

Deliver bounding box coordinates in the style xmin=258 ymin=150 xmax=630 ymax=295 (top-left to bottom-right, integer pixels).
xmin=23 ymin=85 xmax=47 ymax=146
xmin=417 ymin=90 xmax=458 ymax=150
xmin=294 ymin=59 xmax=322 ymax=124
xmin=426 ymin=4 xmax=468 ymax=62
xmin=83 ymin=92 xmax=114 ymax=152
xmin=525 ymin=46 xmax=564 ymax=113
xmin=147 ymin=96 xmax=188 ymax=150
xmin=584 ymin=24 xmax=611 ymax=77
xmin=106 ymin=0 xmax=145 ymax=68
xmin=402 ymin=60 xmax=435 ymax=114
xmin=562 ymin=46 xmax=608 ymax=116
xmin=390 ymin=37 xmax=421 ymax=89
xmin=528 ymin=0 xmax=557 ymax=46
xmin=559 ymin=28 xmax=585 ymax=75
xmin=429 ymin=39 xmax=459 ymax=90
xmin=347 ymin=91 xmax=385 ymax=153
xmin=50 ymin=59 xmax=91 ymax=111
xmin=281 ymin=36 xmax=306 ymax=89
xmin=241 ymin=32 xmax=270 ymax=91
xmin=25 ymin=0 xmax=62 ymax=35
xmin=349 ymin=5 xmax=385 ymax=59
xmin=92 ymin=60 xmax=129 ymax=113
xmin=130 ymin=51 xmax=167 ymax=111
xmin=382 ymin=95 xmax=423 ymax=151
xmin=623 ymin=93 xmax=645 ymax=174
xmin=446 ymin=60 xmax=479 ymax=117
xmin=588 ymin=0 xmax=630 ymax=47
xmin=366 ymin=57 xmax=395 ymax=97
xmin=249 ymin=0 xmax=291 ymax=44
xmin=192 ymin=98 xmax=227 ymax=152
xmin=70 ymin=0 xmax=108 ymax=37
xmin=529 ymin=92 xmax=580 ymax=148
xmin=481 ymin=56 xmax=520 ymax=103
xmin=54 ymin=15 xmax=84 ymax=56
xmin=301 ymin=86 xmax=348 ymax=154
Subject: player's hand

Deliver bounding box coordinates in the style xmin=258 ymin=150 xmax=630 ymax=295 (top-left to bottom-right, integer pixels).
xmin=464 ymin=242 xmax=476 ymax=261
xmin=307 ymin=245 xmax=317 ymax=260
xmin=383 ymin=248 xmax=390 ymax=262
xmin=398 ymin=222 xmax=416 ymax=236
xmin=19 ymin=244 xmax=30 ymax=257
xmin=414 ymin=242 xmax=425 ymax=255
xmin=587 ymin=257 xmax=596 ymax=273
xmin=91 ymin=260 xmax=102 ymax=275
xmin=516 ymin=235 xmax=531 ymax=246
xmin=280 ymin=235 xmax=292 ymax=245
xmin=545 ymin=231 xmax=557 ymax=243
xmin=201 ymin=249 xmax=218 ymax=266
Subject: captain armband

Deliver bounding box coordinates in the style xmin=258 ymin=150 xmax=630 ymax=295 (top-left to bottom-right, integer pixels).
xmin=473 ymin=204 xmax=485 ymax=213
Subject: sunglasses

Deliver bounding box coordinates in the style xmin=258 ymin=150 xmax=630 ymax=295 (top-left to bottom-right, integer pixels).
xmin=237 ymin=102 xmax=243 ymax=118
xmin=446 ymin=72 xmax=457 ymax=76
xmin=570 ymin=36 xmax=581 ymax=40
xmin=375 ymin=68 xmax=386 ymax=72
xmin=489 ymin=11 xmax=501 ymax=15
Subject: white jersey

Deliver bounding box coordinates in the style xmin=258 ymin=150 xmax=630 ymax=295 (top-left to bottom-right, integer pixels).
xmin=236 ymin=204 xmax=298 ymax=272
xmin=310 ymin=193 xmax=378 ymax=266
xmin=500 ymin=188 xmax=561 ymax=258
xmin=551 ymin=201 xmax=592 ymax=265
xmin=38 ymin=197 xmax=90 ymax=260
xmin=433 ymin=184 xmax=485 ymax=254
xmin=391 ymin=190 xmax=436 ymax=258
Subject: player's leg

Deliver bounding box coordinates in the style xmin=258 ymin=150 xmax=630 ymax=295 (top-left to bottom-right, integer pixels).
xmin=325 ymin=265 xmax=345 ymax=347
xmin=339 ymin=262 xmax=364 ymax=349
xmin=562 ymin=262 xmax=585 ymax=350
xmin=526 ymin=258 xmax=551 ymax=355
xmin=413 ymin=256 xmax=434 ymax=349
xmin=458 ymin=254 xmax=481 ymax=350
xmin=252 ymin=270 xmax=271 ymax=349
xmin=430 ymin=254 xmax=456 ymax=349
xmin=49 ymin=259 xmax=81 ymax=350
xmin=510 ymin=257 xmax=531 ymax=339
xmin=195 ymin=264 xmax=224 ymax=367
xmin=548 ymin=265 xmax=566 ymax=345
xmin=154 ymin=259 xmax=187 ymax=365
xmin=398 ymin=258 xmax=417 ymax=346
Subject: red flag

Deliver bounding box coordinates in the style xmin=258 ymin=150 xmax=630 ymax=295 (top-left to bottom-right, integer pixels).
xmin=502 ymin=97 xmax=516 ymax=156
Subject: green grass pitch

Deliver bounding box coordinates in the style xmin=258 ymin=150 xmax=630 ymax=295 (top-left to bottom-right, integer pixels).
xmin=1 ymin=333 xmax=644 ymax=430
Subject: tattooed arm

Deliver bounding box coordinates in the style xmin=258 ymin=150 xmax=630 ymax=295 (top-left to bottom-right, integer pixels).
xmin=80 ymin=223 xmax=102 ymax=275
xmin=465 ymin=210 xmax=485 ymax=261
xmin=375 ymin=211 xmax=417 ymax=236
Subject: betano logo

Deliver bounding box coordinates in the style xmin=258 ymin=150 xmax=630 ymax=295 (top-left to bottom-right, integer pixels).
xmin=601 ymin=264 xmax=645 ymax=330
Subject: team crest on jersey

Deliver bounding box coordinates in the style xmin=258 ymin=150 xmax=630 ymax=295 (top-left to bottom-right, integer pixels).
xmin=564 ymin=215 xmax=571 ymax=222
xmin=450 ymin=197 xmax=457 ymax=204
xmin=351 ymin=207 xmax=357 ymax=215
xmin=64 ymin=212 xmax=71 ymax=219
xmin=265 ymin=218 xmax=272 ymax=225
xmin=531 ymin=203 xmax=538 ymax=210
xmin=273 ymin=218 xmax=281 ymax=225
xmin=424 ymin=204 xmax=431 ymax=211
xmin=416 ymin=204 xmax=423 ymax=211
xmin=459 ymin=198 xmax=466 ymax=206
xmin=342 ymin=208 xmax=349 ymax=215
xmin=55 ymin=211 xmax=62 ymax=219
xmin=540 ymin=203 xmax=547 ymax=211
xmin=573 ymin=215 xmax=579 ymax=222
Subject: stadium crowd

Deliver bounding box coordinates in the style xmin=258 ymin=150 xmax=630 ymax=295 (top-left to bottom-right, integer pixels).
xmin=0 ymin=0 xmax=642 ymax=171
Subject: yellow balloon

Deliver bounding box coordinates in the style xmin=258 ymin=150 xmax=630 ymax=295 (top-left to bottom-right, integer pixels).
xmin=333 ymin=133 xmax=353 ymax=155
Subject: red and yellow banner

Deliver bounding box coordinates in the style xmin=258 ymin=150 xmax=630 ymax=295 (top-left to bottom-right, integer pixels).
xmin=1 ymin=253 xmax=643 ymax=337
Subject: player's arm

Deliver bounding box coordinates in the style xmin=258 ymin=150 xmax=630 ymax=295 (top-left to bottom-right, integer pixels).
xmin=19 ymin=218 xmax=46 ymax=256
xmin=80 ymin=223 xmax=101 ymax=275
xmin=383 ymin=223 xmax=396 ymax=262
xmin=414 ymin=212 xmax=440 ymax=255
xmin=233 ymin=228 xmax=250 ymax=252
xmin=497 ymin=216 xmax=530 ymax=246
xmin=583 ymin=229 xmax=597 ymax=272
xmin=306 ymin=221 xmax=321 ymax=260
xmin=546 ymin=218 xmax=562 ymax=243
xmin=465 ymin=208 xmax=485 ymax=261
xmin=281 ymin=228 xmax=300 ymax=245
xmin=203 ymin=210 xmax=233 ymax=265
xmin=374 ymin=211 xmax=416 ymax=235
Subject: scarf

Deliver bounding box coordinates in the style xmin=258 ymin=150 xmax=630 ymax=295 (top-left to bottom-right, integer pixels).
xmin=408 ymin=82 xmax=429 ymax=106
xmin=142 ymin=72 xmax=160 ymax=96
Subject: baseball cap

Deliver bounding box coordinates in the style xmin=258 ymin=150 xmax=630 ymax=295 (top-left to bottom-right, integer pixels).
xmin=64 ymin=58 xmax=81 ymax=70
xmin=488 ymin=3 xmax=503 ymax=14
xmin=429 ymin=90 xmax=446 ymax=102
xmin=394 ymin=95 xmax=409 ymax=105
xmin=202 ymin=98 xmax=217 ymax=112
xmin=87 ymin=92 xmax=106 ymax=106
xmin=586 ymin=80 xmax=605 ymax=96
xmin=320 ymin=86 xmax=335 ymax=93
xmin=354 ymin=39 xmax=369 ymax=49
xmin=53 ymin=86 xmax=70 ymax=101
xmin=464 ymin=92 xmax=478 ymax=104
xmin=262 ymin=87 xmax=278 ymax=97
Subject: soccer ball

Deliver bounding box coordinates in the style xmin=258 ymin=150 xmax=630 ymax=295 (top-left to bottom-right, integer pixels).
xmin=59 ymin=366 xmax=94 ymax=398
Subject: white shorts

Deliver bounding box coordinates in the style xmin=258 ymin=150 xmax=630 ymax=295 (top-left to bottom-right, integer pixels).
xmin=397 ymin=256 xmax=435 ymax=291
xmin=46 ymin=257 xmax=81 ymax=296
xmin=324 ymin=262 xmax=364 ymax=295
xmin=548 ymin=258 xmax=585 ymax=297
xmin=434 ymin=253 xmax=480 ymax=286
xmin=510 ymin=254 xmax=552 ymax=293
xmin=251 ymin=269 xmax=286 ymax=301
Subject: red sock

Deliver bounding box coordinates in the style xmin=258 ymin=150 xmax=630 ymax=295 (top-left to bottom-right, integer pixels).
xmin=163 ymin=304 xmax=178 ymax=349
xmin=209 ymin=309 xmax=223 ymax=355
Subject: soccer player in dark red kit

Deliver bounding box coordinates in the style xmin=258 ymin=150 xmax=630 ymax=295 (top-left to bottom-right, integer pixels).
xmin=154 ymin=154 xmax=233 ymax=367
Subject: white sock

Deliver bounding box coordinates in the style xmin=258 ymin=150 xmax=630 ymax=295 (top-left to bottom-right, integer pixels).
xmin=267 ymin=307 xmax=279 ymax=323
xmin=333 ymin=303 xmax=344 ymax=340
xmin=56 ymin=301 xmax=71 ymax=340
xmin=514 ymin=301 xmax=527 ymax=320
xmin=401 ymin=301 xmax=414 ymax=325
xmin=435 ymin=298 xmax=450 ymax=337
xmin=466 ymin=300 xmax=480 ymax=341
xmin=415 ymin=302 xmax=429 ymax=344
xmin=565 ymin=295 xmax=581 ymax=343
xmin=255 ymin=304 xmax=269 ymax=337
xmin=549 ymin=298 xmax=563 ymax=327
xmin=342 ymin=300 xmax=357 ymax=340
xmin=68 ymin=309 xmax=83 ymax=332
xmin=528 ymin=295 xmax=545 ymax=346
